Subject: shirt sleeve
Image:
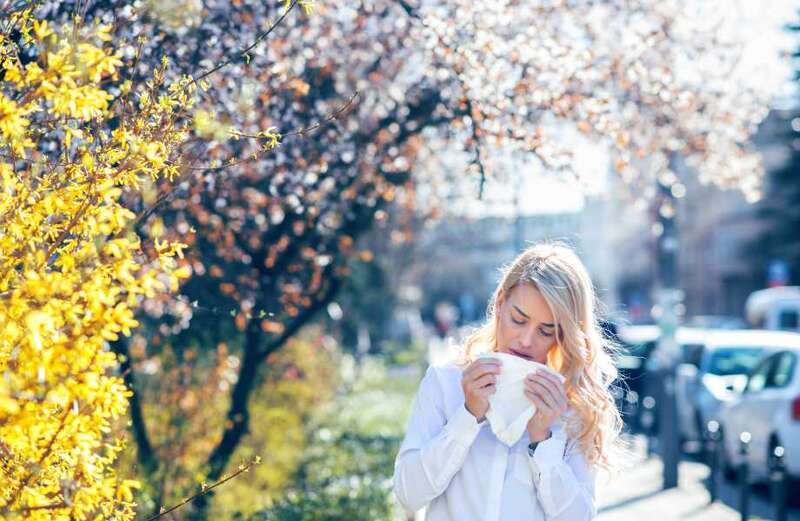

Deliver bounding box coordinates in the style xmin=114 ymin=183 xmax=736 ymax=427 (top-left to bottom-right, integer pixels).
xmin=393 ymin=365 xmax=483 ymax=513
xmin=526 ymin=432 xmax=597 ymax=520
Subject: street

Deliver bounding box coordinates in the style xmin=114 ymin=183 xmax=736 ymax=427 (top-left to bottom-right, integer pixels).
xmin=597 ymin=436 xmax=800 ymax=521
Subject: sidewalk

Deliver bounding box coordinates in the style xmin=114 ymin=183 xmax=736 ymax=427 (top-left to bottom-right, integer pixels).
xmin=597 ymin=436 xmax=800 ymax=521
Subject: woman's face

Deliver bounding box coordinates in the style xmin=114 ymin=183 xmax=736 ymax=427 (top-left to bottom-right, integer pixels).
xmin=495 ymin=283 xmax=557 ymax=364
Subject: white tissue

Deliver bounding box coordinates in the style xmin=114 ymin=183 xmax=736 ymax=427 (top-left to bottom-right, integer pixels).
xmin=476 ymin=352 xmax=566 ymax=446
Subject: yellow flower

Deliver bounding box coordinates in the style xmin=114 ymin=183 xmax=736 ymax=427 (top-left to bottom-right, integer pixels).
xmin=2 ymin=58 xmax=23 ymax=85
xmin=32 ymin=19 xmax=53 ymax=40
xmin=0 ymin=93 xmax=32 ymax=154
xmin=0 ymin=11 xmax=199 ymax=520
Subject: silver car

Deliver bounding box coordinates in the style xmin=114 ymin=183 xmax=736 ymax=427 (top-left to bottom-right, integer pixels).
xmin=678 ymin=330 xmax=792 ymax=444
xmin=719 ymin=334 xmax=800 ymax=485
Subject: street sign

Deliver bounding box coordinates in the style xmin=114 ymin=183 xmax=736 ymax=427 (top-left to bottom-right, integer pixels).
xmin=768 ymin=259 xmax=790 ymax=287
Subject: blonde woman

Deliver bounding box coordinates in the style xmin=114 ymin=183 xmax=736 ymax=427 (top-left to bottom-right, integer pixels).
xmin=394 ymin=243 xmax=622 ymax=520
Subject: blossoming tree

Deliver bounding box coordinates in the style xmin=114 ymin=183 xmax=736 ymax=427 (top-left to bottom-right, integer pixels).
xmin=0 ymin=4 xmax=306 ymax=519
xmin=1 ymin=0 xmax=791 ymax=518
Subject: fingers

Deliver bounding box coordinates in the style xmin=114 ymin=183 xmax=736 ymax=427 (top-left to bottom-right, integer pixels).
xmin=529 ymin=380 xmax=563 ymax=411
xmin=529 ymin=376 xmax=565 ymax=408
xmin=473 ymin=373 xmax=497 ymax=389
xmin=464 ymin=359 xmax=502 ymax=382
xmin=524 ymin=387 xmax=550 ymax=414
xmin=525 ymin=371 xmax=568 ymax=413
xmin=524 ymin=381 xmax=552 ymax=411
xmin=470 ymin=358 xmax=502 ymax=373
xmin=478 ymin=384 xmax=497 ymax=397
xmin=532 ymin=369 xmax=564 ymax=390
xmin=528 ymin=370 xmax=566 ymax=397
xmin=462 ymin=360 xmax=500 ymax=421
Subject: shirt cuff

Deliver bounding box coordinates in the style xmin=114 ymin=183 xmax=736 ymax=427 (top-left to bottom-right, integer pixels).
xmin=443 ymin=403 xmax=484 ymax=446
xmin=527 ymin=432 xmax=566 ymax=482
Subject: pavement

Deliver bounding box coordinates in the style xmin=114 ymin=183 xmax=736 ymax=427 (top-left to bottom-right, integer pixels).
xmin=597 ymin=436 xmax=800 ymax=521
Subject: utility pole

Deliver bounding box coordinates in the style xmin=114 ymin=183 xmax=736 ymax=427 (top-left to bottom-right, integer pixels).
xmin=651 ymin=164 xmax=683 ymax=490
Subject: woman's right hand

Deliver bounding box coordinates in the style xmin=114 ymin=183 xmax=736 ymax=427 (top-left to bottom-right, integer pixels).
xmin=461 ymin=358 xmax=502 ymax=422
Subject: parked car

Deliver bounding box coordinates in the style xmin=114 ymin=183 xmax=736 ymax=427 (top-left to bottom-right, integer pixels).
xmin=615 ymin=325 xmax=713 ymax=435
xmin=684 ymin=315 xmax=749 ymax=330
xmin=717 ymin=331 xmax=800 ymax=485
xmin=614 ymin=325 xmax=659 ymax=430
xmin=674 ymin=328 xmax=716 ymax=442
xmin=745 ymin=286 xmax=800 ymax=332
xmin=677 ymin=330 xmax=782 ymax=443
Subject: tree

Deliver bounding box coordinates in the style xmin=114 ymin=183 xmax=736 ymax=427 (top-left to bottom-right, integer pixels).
xmin=14 ymin=0 xmax=789 ymax=518
xmin=83 ymin=0 xmax=788 ymax=515
xmin=747 ymin=14 xmax=800 ymax=285
xmin=756 ymin=126 xmax=800 ymax=284
xmin=0 ymin=2 xmax=309 ymax=519
xmin=0 ymin=9 xmax=193 ymax=520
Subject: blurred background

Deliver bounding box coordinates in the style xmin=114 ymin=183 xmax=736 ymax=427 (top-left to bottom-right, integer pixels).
xmin=16 ymin=0 xmax=800 ymax=519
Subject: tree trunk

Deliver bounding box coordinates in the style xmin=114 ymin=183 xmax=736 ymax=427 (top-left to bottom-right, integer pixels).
xmin=111 ymin=337 xmax=159 ymax=477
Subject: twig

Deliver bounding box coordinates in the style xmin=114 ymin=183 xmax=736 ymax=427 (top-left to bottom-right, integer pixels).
xmin=282 ymin=90 xmax=359 ymax=138
xmin=464 ymin=97 xmax=487 ymax=200
xmin=3 ymin=502 xmax=68 ymax=517
xmin=144 ymin=457 xmax=261 ymax=521
xmin=212 ymin=90 xmax=359 ymax=147
xmin=396 ymin=0 xmax=489 ymax=198
xmin=130 ymin=89 xmax=359 ymax=227
xmin=188 ymin=0 xmax=300 ymax=89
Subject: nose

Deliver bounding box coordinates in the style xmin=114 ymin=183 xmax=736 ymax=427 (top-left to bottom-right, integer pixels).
xmin=519 ymin=325 xmax=538 ymax=349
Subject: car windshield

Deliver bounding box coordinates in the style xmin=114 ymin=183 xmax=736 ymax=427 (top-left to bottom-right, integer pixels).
xmin=707 ymin=347 xmax=765 ymax=376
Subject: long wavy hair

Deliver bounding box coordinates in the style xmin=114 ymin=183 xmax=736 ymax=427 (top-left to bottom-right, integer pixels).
xmin=462 ymin=242 xmax=623 ymax=470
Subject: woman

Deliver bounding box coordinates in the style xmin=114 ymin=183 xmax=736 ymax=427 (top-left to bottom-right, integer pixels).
xmin=394 ymin=243 xmax=622 ymax=520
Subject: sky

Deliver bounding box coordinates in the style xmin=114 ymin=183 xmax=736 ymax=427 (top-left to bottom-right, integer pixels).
xmin=450 ymin=136 xmax=609 ymax=219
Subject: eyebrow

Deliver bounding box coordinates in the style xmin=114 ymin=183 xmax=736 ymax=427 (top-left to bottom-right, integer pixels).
xmin=512 ymin=304 xmax=555 ymax=327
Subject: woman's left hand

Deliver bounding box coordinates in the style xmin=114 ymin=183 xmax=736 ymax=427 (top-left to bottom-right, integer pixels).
xmin=524 ymin=370 xmax=568 ymax=442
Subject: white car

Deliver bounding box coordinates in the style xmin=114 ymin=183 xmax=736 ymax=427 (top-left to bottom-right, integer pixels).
xmin=745 ymin=286 xmax=800 ymax=332
xmin=615 ymin=325 xmax=713 ymax=437
xmin=674 ymin=328 xmax=717 ymax=442
xmin=718 ymin=332 xmax=800 ymax=485
xmin=676 ymin=329 xmax=783 ymax=443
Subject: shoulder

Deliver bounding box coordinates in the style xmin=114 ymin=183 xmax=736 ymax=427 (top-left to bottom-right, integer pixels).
xmin=430 ymin=362 xmax=465 ymax=379
xmin=420 ymin=363 xmax=464 ymax=391
xmin=415 ymin=363 xmax=466 ymax=412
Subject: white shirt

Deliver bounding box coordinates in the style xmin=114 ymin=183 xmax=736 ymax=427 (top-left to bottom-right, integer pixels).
xmin=393 ymin=364 xmax=596 ymax=521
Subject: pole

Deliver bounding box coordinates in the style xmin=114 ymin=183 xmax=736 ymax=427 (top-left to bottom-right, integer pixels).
xmin=770 ymin=445 xmax=788 ymax=521
xmin=705 ymin=420 xmax=720 ymax=503
xmin=739 ymin=432 xmax=751 ymax=521
xmin=652 ymin=170 xmax=682 ymax=490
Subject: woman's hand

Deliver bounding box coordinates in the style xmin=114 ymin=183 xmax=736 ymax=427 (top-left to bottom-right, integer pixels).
xmin=461 ymin=358 xmax=502 ymax=422
xmin=524 ymin=370 xmax=568 ymax=442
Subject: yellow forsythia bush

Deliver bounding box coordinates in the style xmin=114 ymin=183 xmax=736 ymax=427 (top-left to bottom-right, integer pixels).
xmin=0 ymin=10 xmax=196 ymax=520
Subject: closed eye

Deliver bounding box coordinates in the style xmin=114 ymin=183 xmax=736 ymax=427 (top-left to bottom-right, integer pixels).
xmin=539 ymin=327 xmax=553 ymax=337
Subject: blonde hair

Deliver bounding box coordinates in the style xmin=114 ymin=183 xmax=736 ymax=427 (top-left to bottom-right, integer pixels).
xmin=462 ymin=242 xmax=623 ymax=470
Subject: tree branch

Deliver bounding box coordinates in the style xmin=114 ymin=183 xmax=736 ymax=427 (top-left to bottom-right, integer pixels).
xmin=189 ymin=0 xmax=299 ymax=89
xmin=148 ymin=457 xmax=260 ymax=521
xmin=190 ymin=267 xmax=344 ymax=518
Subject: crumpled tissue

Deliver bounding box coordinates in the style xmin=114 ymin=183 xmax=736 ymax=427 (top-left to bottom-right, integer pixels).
xmin=476 ymin=351 xmax=565 ymax=446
